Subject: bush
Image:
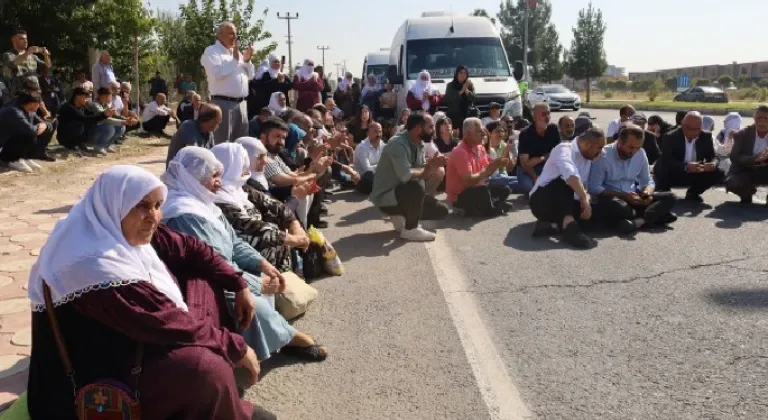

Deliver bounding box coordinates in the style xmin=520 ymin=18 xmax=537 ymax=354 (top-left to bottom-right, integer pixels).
xmin=665 ymin=77 xmax=678 ymax=91
xmin=614 ymin=80 xmax=628 ymax=91
xmin=647 ymin=79 xmax=664 ymax=102
xmin=718 ymin=74 xmax=734 ymax=86
xmin=758 ymin=79 xmax=768 ymax=88
xmin=694 ymin=78 xmax=711 ymax=87
xmin=603 ymin=90 xmax=614 ymax=99
xmin=759 ymin=88 xmax=768 ymax=102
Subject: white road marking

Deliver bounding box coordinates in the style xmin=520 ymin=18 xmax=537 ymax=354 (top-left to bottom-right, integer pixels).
xmin=426 ymin=234 xmax=533 ymax=420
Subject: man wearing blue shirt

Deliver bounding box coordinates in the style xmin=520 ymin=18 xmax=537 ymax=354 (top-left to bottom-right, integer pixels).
xmin=588 ymin=125 xmax=677 ymax=235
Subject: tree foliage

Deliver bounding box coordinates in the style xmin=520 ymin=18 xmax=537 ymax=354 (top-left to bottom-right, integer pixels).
xmin=647 ymin=79 xmax=664 ymax=101
xmin=173 ymin=0 xmax=276 ymax=82
xmin=717 ymin=74 xmax=734 ymax=86
xmin=535 ymin=24 xmax=563 ymax=83
xmin=665 ymin=76 xmax=678 ymax=91
xmin=497 ymin=0 xmax=553 ymax=74
xmin=564 ymin=2 xmax=607 ymax=102
xmin=471 ymin=9 xmax=496 ymax=25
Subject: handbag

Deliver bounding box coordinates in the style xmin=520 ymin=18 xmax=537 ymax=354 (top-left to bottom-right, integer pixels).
xmin=467 ymin=102 xmax=480 ymax=118
xmin=275 ymin=272 xmax=318 ymax=320
xmin=42 ymin=282 xmax=143 ymax=420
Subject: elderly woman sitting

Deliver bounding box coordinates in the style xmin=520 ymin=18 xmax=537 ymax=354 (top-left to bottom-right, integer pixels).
xmin=212 ymin=141 xmax=310 ymax=273
xmin=162 ymin=147 xmax=328 ymax=362
xmin=27 ymin=165 xmax=276 ymax=420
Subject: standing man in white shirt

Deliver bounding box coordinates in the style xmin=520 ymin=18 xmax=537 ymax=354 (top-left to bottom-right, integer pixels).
xmin=200 ymin=21 xmax=255 ymax=144
xmin=141 ymin=92 xmax=174 ymax=136
xmin=606 ymin=105 xmax=636 ymax=139
xmin=353 ymin=122 xmax=385 ymax=194
xmin=529 ymin=127 xmax=606 ymax=249
xmin=91 ymin=51 xmax=116 ymax=91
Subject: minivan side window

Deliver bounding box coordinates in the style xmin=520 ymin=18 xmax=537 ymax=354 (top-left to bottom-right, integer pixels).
xmin=398 ymin=45 xmax=404 ymax=75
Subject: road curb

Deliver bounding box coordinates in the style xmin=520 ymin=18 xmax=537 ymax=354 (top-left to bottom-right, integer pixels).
xmin=584 ymin=103 xmax=754 ymax=117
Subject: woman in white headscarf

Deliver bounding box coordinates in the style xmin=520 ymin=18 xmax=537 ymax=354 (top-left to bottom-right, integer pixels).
xmin=26 ymin=165 xmax=276 ymax=420
xmin=407 ymin=70 xmax=443 ymax=114
xmin=162 ymin=147 xmax=328 ymax=362
xmin=249 ymin=53 xmax=291 ymax=118
xmin=718 ymin=112 xmax=742 ymax=144
xmin=267 ymin=91 xmax=287 ymax=116
xmin=292 ymin=58 xmax=323 ymax=112
xmin=360 ymin=74 xmax=382 ymax=106
xmin=211 ymin=142 xmax=309 ymax=272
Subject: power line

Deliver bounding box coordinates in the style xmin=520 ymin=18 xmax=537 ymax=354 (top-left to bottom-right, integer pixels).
xmin=317 ymin=45 xmax=330 ymax=70
xmin=276 ymin=12 xmax=299 ymax=72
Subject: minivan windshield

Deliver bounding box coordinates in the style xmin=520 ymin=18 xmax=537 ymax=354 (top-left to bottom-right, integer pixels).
xmin=406 ymin=37 xmax=511 ymax=80
xmin=365 ymin=64 xmax=389 ymax=81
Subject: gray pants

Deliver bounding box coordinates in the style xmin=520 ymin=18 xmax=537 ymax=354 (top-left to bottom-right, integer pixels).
xmin=211 ymin=98 xmax=248 ymax=144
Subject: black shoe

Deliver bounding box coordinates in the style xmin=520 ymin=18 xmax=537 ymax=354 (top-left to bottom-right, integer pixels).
xmin=659 ymin=213 xmax=678 ymax=225
xmin=740 ymin=195 xmax=753 ymax=205
xmin=320 ymin=208 xmax=329 ymax=216
xmin=324 ymin=190 xmax=335 ymax=197
xmin=684 ymin=193 xmax=704 ymax=203
xmin=616 ymin=219 xmax=638 ymax=235
xmin=532 ymin=221 xmax=558 ymax=237
xmin=562 ymin=223 xmax=596 ymax=249
xmin=311 ymin=220 xmax=328 ymax=229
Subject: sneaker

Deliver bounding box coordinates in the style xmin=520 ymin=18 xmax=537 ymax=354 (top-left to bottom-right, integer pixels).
xmin=93 ymin=148 xmax=108 ymax=157
xmin=390 ymin=215 xmax=406 ymax=232
xmin=562 ymin=223 xmax=596 ymax=249
xmin=7 ymin=160 xmax=32 ymax=173
xmin=660 ymin=213 xmax=678 ymax=225
xmin=684 ymin=193 xmax=704 ymax=203
xmin=106 ymin=146 xmax=117 ymax=153
xmin=616 ymin=219 xmax=638 ymax=235
xmin=401 ymin=226 xmax=436 ymax=242
xmin=24 ymin=159 xmax=41 ymax=170
xmin=36 ymin=154 xmax=55 ymax=162
xmin=311 ymin=220 xmax=328 ymax=229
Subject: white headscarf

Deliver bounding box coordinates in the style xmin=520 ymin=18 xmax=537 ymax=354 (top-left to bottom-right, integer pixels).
xmin=360 ymin=74 xmax=381 ymax=100
xmin=266 ymin=53 xmax=281 ymax=79
xmin=268 ymin=92 xmax=286 ymax=116
xmin=28 ymin=165 xmax=188 ymax=312
xmin=295 ymin=58 xmax=316 ymax=81
xmin=161 ymin=147 xmax=227 ymax=235
xmin=236 ymin=137 xmax=270 ymax=190
xmin=254 ymin=59 xmax=269 ymax=80
xmin=337 ymin=72 xmax=353 ymax=92
xmin=719 ymin=112 xmax=742 ymax=140
xmin=702 ymin=115 xmax=715 ymax=132
xmin=409 ymin=70 xmax=439 ymax=111
xmin=211 ymin=143 xmax=254 ymax=211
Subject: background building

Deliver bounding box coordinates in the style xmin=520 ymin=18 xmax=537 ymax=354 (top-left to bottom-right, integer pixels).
xmin=629 ymin=60 xmax=768 ymax=82
xmin=603 ymin=65 xmax=626 ymax=78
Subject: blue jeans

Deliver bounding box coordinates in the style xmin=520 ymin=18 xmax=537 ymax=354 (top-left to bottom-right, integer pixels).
xmin=488 ymin=173 xmax=523 ymax=194
xmin=517 ymin=164 xmax=545 ymax=194
xmin=89 ymin=124 xmax=116 ymax=150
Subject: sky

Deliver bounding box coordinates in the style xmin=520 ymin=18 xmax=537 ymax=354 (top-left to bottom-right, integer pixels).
xmin=151 ymin=0 xmax=767 ymax=77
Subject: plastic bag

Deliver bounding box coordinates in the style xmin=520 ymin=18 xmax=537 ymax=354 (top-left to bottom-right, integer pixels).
xmin=307 ymin=227 xmax=344 ymax=276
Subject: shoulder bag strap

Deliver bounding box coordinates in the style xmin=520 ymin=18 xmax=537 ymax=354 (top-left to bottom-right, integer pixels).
xmin=42 ymin=281 xmax=145 ymax=398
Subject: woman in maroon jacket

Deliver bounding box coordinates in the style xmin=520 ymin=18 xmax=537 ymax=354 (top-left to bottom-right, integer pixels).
xmin=292 ymin=58 xmax=323 ymax=112
xmin=27 ymin=165 xmax=276 ymax=420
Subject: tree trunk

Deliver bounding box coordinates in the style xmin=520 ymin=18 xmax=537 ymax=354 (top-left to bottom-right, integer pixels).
xmin=87 ymin=47 xmax=100 ymax=70
xmin=586 ymin=77 xmax=591 ymax=103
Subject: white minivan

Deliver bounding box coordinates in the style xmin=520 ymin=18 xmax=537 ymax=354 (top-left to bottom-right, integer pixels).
xmin=362 ymin=49 xmax=390 ymax=83
xmin=386 ymin=12 xmax=524 ymax=118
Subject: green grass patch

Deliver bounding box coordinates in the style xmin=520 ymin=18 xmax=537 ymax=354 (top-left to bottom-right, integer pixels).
xmin=587 ymin=100 xmax=758 ymax=112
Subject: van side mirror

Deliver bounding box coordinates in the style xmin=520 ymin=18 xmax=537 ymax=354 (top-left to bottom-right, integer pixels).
xmin=513 ymin=61 xmax=524 ymax=81
xmin=387 ymin=65 xmax=403 ymax=85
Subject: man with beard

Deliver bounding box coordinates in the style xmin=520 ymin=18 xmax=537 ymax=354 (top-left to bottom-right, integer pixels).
xmin=725 ymin=105 xmax=768 ymax=205
xmin=529 ymin=127 xmax=606 ymax=249
xmin=260 ymin=117 xmax=331 ymax=229
xmin=371 ymin=112 xmax=449 ymax=241
xmin=558 ymin=115 xmax=575 ymax=141
xmin=589 ymin=125 xmax=677 ymax=235
xmin=517 ymin=103 xmax=561 ymax=195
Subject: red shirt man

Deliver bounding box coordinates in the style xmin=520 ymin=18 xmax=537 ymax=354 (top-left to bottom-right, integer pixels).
xmin=446 ymin=140 xmax=491 ymax=204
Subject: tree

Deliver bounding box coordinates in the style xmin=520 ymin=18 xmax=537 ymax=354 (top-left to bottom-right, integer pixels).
xmin=693 ymin=78 xmax=711 ymax=87
xmin=737 ymin=74 xmax=752 ymax=88
xmin=613 ymin=80 xmax=628 ymax=91
xmin=647 ymin=79 xmax=664 ymax=101
xmin=173 ymin=0 xmax=276 ymax=84
xmin=471 ymin=8 xmax=496 ymax=25
xmin=717 ymin=74 xmax=734 ymax=86
xmin=498 ymin=0 xmax=553 ymax=76
xmin=758 ymin=78 xmax=768 ymax=88
xmin=535 ymin=24 xmax=563 ymax=83
xmin=665 ymin=76 xmax=678 ymax=91
xmin=564 ymin=2 xmax=607 ymax=102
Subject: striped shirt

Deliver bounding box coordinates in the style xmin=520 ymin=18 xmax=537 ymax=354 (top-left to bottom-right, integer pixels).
xmin=264 ymin=153 xmax=292 ymax=185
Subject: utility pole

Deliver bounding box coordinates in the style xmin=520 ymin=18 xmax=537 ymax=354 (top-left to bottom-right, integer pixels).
xmin=523 ymin=0 xmax=537 ymax=82
xmin=317 ymin=45 xmax=330 ymax=69
xmin=342 ymin=60 xmax=348 ymax=76
xmin=277 ymin=12 xmax=299 ymax=72
xmin=333 ymin=62 xmax=342 ymax=78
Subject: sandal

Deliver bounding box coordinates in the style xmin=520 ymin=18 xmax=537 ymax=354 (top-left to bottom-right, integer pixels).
xmin=281 ymin=344 xmax=328 ymax=362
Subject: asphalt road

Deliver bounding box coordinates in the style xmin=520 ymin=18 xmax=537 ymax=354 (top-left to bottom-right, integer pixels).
xmin=558 ymin=108 xmax=754 ymax=133
xmin=249 ymin=109 xmax=767 ymax=420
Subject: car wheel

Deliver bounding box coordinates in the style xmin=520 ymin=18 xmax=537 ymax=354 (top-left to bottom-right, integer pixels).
xmin=573 ymin=105 xmax=581 ymax=111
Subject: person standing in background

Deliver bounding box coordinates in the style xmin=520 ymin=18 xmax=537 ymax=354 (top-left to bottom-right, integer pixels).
xmin=316 ymin=65 xmax=332 ymax=103
xmin=38 ymin=67 xmax=61 ymax=117
xmin=2 ymin=29 xmax=51 ymax=96
xmin=91 ymin=51 xmax=116 ymax=91
xmin=149 ymin=71 xmax=168 ymax=101
xmin=444 ymin=65 xmax=475 ymax=136
xmin=292 ymin=58 xmax=323 ymax=112
xmin=201 ymin=21 xmax=254 ymax=144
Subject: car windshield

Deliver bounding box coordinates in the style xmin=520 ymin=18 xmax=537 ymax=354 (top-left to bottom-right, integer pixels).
xmin=406 ymin=37 xmax=511 ymax=80
xmin=365 ymin=64 xmax=389 ymax=80
xmin=543 ymin=86 xmax=569 ymax=94
xmin=700 ymin=87 xmax=723 ymax=93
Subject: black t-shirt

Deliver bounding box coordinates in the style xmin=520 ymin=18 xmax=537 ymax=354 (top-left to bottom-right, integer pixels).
xmin=517 ymin=123 xmax=560 ymax=158
xmin=435 ymin=137 xmax=459 ymax=154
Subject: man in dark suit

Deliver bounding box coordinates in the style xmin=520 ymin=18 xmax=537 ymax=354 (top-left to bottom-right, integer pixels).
xmin=724 ymin=105 xmax=768 ymax=204
xmin=654 ymin=111 xmax=723 ymax=202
